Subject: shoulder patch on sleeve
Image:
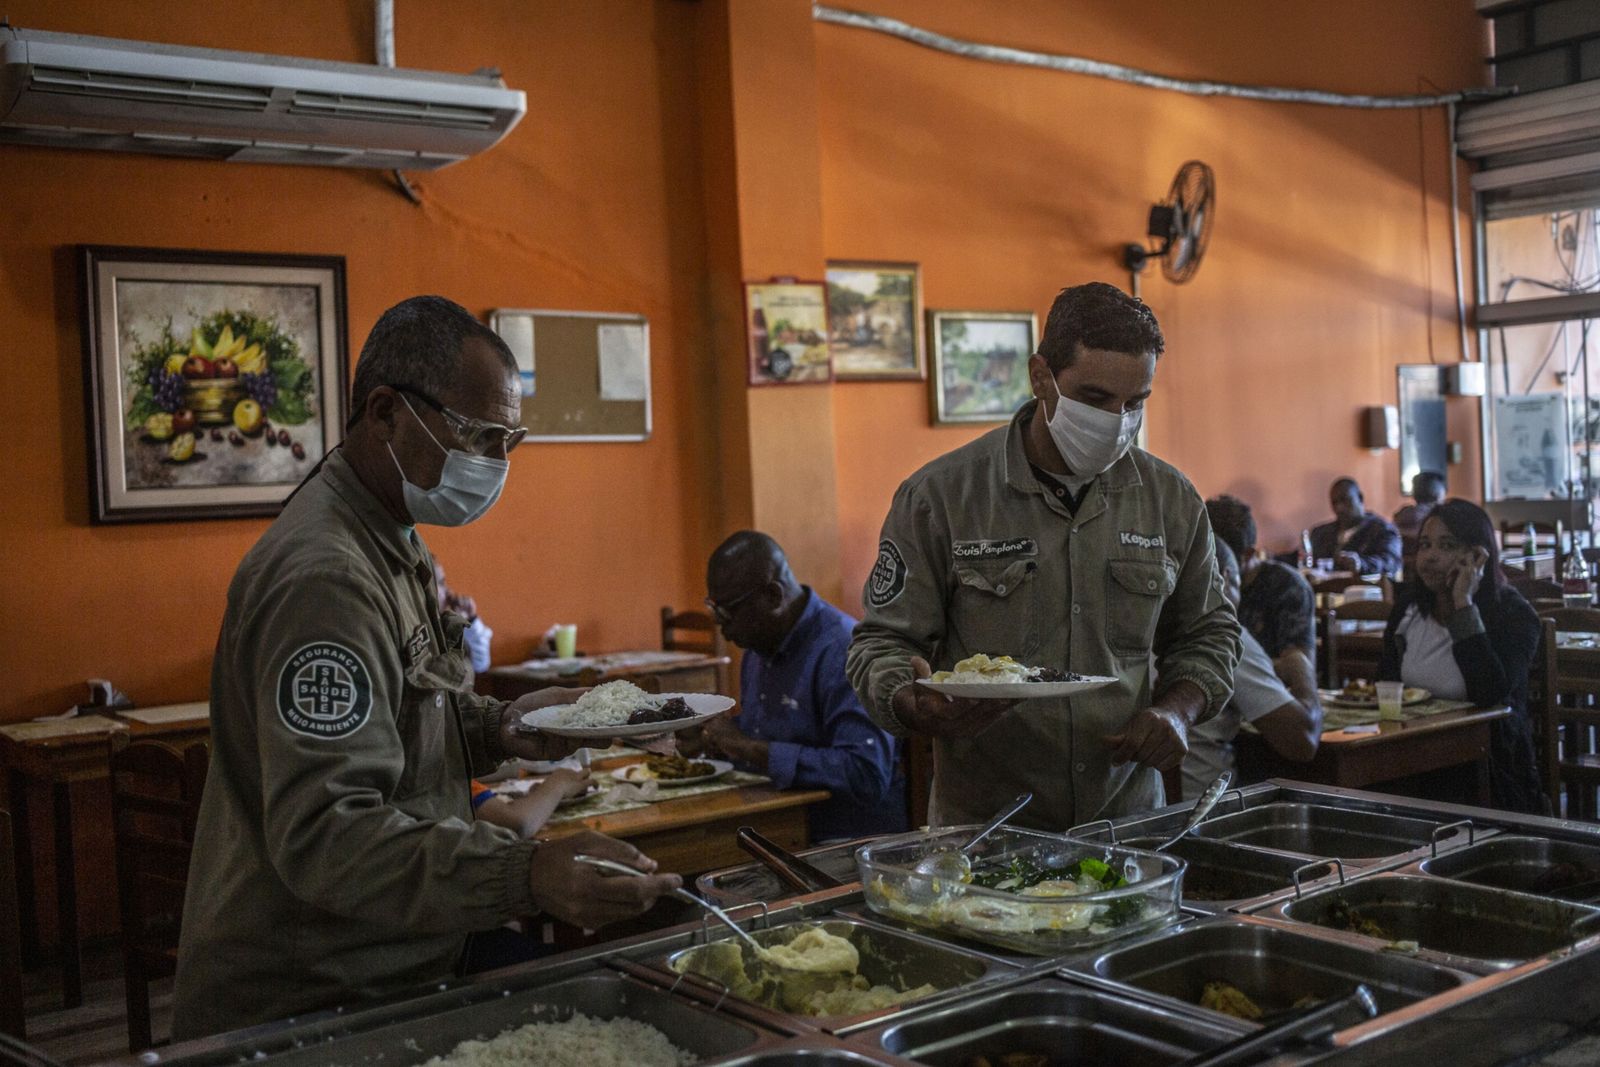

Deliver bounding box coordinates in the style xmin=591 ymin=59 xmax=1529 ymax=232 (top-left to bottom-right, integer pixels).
xmin=276 ymin=641 xmax=374 ymax=740
xmin=868 ymin=539 xmax=909 ymax=608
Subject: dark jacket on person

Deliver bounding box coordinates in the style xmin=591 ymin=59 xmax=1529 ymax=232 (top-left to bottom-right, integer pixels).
xmin=1310 ymin=514 xmax=1403 ymax=578
xmin=1376 ymin=580 xmax=1547 ymax=814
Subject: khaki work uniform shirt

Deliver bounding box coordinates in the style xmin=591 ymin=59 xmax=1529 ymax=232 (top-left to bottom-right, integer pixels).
xmin=846 ymin=402 xmax=1240 ymax=831
xmin=173 ymin=450 xmax=535 ymax=1040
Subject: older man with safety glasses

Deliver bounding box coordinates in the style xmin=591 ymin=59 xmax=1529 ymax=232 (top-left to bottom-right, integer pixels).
xmin=174 ymin=296 xmax=680 ymax=1040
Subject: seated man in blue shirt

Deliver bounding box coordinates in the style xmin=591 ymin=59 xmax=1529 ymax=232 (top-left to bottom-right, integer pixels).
xmin=692 ymin=530 xmax=908 ymax=842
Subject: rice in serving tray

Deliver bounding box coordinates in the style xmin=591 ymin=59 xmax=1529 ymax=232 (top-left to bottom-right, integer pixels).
xmin=422 ymin=1012 xmax=696 ymax=1067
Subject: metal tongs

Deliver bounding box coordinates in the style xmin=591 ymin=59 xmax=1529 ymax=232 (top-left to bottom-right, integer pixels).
xmin=736 ymin=826 xmax=844 ymax=894
xmin=1174 ymin=984 xmax=1379 ymax=1067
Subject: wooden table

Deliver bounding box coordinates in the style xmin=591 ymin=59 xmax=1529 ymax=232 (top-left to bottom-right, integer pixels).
xmin=0 ymin=713 xmax=210 ymax=1022
xmin=477 ymin=651 xmax=730 ymax=703
xmin=542 ymin=781 xmax=832 ymax=876
xmin=1239 ymin=705 xmax=1510 ymax=803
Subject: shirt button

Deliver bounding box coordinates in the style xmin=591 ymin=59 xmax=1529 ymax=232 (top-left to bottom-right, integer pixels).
xmin=996 ymin=584 xmax=1007 ymax=595
xmin=1072 ymin=604 xmax=1081 ymax=615
xmin=434 ymin=694 xmax=443 ymax=708
xmin=1147 ymin=579 xmax=1158 ymax=591
xmin=1055 ymin=488 xmax=1065 ymax=497
xmin=1075 ymin=762 xmax=1086 ymax=773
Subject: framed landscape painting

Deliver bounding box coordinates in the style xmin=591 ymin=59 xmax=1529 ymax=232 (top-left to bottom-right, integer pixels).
xmin=81 ymin=246 xmax=348 ymax=523
xmin=929 ymin=310 xmax=1038 ymax=425
xmin=745 ymin=280 xmax=833 ymax=385
xmin=825 ymin=261 xmax=924 ymax=380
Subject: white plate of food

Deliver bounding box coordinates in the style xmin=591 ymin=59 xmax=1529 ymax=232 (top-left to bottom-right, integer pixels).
xmin=611 ymin=755 xmax=733 ymax=788
xmin=1320 ymin=683 xmax=1431 ymax=709
xmin=519 ymin=681 xmax=734 ymax=739
xmin=916 ymin=654 xmax=1117 ymax=700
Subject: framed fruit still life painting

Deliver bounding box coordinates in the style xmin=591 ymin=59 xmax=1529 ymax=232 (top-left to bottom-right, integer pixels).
xmin=81 ymin=246 xmax=348 ymax=523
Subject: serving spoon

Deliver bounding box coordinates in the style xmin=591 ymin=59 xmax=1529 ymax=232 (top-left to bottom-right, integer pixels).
xmin=574 ymin=854 xmax=854 ymax=974
xmin=910 ymin=792 xmax=1034 ymax=885
xmin=1154 ymin=771 xmax=1232 ymax=852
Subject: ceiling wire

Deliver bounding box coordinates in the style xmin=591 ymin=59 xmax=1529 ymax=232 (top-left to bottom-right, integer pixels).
xmin=812 ymin=5 xmax=1511 ymax=110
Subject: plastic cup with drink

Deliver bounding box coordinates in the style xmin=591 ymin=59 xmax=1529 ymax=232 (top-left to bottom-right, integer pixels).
xmin=1376 ymin=681 xmax=1404 ymax=723
xmin=554 ymin=624 xmax=578 ymax=659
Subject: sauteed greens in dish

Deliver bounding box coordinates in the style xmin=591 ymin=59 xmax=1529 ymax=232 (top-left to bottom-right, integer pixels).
xmin=968 ymin=855 xmax=1145 ymax=925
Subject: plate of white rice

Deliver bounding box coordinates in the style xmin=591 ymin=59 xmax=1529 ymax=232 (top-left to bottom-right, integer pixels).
xmin=916 ymin=654 xmax=1116 ymax=700
xmin=519 ymin=680 xmax=734 ymax=738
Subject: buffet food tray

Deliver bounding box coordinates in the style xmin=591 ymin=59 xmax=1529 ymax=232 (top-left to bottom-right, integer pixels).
xmin=116 ymin=781 xmax=1600 ymax=1067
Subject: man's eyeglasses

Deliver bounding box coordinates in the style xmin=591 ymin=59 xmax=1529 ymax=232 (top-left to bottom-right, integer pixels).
xmin=397 ymin=387 xmax=527 ymax=454
xmin=704 ymin=585 xmax=763 ymax=623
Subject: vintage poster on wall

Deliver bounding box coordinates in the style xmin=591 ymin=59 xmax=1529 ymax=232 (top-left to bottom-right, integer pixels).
xmin=1494 ymin=392 xmax=1569 ymax=499
xmin=745 ymin=281 xmax=832 ymax=385
xmin=81 ymin=247 xmax=348 ymax=523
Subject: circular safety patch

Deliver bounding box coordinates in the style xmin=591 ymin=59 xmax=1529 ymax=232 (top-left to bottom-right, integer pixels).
xmin=276 ymin=641 xmax=373 ymax=740
xmin=868 ymin=539 xmax=909 ymax=608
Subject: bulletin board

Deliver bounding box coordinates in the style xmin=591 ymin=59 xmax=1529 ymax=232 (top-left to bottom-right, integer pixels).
xmin=488 ymin=308 xmax=651 ymax=442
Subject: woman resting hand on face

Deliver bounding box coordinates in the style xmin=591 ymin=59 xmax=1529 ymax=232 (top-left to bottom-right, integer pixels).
xmin=1374 ymin=499 xmax=1548 ymax=814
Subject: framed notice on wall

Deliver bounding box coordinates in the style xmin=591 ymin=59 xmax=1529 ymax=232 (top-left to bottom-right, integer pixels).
xmin=488 ymin=308 xmax=650 ymax=442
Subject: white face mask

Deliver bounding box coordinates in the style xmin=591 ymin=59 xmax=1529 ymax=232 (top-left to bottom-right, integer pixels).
xmin=1042 ymin=378 xmax=1142 ymax=476
xmin=388 ymin=396 xmax=508 ymax=527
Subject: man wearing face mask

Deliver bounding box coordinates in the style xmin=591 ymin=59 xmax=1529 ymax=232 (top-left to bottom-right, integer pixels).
xmin=174 ymin=296 xmax=680 ymax=1039
xmin=847 ymin=282 xmax=1240 ymax=831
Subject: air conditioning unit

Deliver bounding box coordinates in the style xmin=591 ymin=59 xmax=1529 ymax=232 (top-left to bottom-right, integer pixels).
xmin=0 ymin=26 xmax=525 ymax=169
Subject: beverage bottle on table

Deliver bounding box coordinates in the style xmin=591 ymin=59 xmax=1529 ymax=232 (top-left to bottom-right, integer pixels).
xmin=1563 ymin=552 xmax=1593 ymax=609
xmin=1524 ymin=523 xmax=1538 ymax=559
xmin=1299 ymin=529 xmax=1314 ymax=569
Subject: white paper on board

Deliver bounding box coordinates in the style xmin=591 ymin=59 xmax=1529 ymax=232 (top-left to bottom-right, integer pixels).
xmin=498 ymin=313 xmax=536 ymax=398
xmin=597 ymin=323 xmax=648 ymax=402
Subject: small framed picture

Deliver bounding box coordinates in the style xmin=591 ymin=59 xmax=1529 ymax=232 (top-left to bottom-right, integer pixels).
xmin=745 ymin=281 xmax=833 ymax=385
xmin=81 ymin=246 xmax=349 ymax=523
xmin=929 ymin=310 xmax=1039 ymax=425
xmin=825 ymin=261 xmax=925 ymax=380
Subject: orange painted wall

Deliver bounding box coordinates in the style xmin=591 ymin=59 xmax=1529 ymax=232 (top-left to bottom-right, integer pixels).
xmin=0 ymin=1 xmax=721 ymax=725
xmin=818 ymin=0 xmax=1489 ymax=611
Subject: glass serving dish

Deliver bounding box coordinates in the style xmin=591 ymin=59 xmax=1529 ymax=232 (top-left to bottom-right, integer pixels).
xmin=855 ymin=826 xmax=1184 ymax=956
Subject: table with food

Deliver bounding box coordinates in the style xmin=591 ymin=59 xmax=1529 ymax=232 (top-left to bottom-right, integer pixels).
xmin=122 ymin=779 xmax=1600 ymax=1067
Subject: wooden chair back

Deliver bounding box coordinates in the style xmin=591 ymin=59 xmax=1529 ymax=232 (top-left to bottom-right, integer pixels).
xmin=1508 ymin=573 xmax=1564 ymax=604
xmin=1539 ymin=615 xmax=1600 ymax=819
xmin=1322 ymin=599 xmax=1393 ymax=688
xmin=1535 ymin=619 xmax=1562 ymax=814
xmin=1501 ymin=520 xmax=1567 ymax=577
xmin=0 ymin=809 xmax=22 ymax=1040
xmin=661 ymin=606 xmax=731 ymax=695
xmin=109 ymin=736 xmax=209 ymax=1050
xmin=1540 ymin=607 xmax=1600 ymax=634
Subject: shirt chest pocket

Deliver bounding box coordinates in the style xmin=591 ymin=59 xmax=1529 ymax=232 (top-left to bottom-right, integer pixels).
xmin=950 ymin=559 xmax=1039 ymax=660
xmin=394 ymin=657 xmax=459 ymax=804
xmin=1106 ymin=559 xmax=1175 ymax=656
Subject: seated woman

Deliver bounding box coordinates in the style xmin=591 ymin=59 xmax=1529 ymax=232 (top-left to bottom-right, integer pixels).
xmin=1376 ymin=499 xmax=1547 ymax=814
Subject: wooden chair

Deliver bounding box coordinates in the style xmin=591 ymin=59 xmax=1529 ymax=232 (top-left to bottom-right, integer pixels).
xmin=660 ymin=606 xmax=731 ymax=695
xmin=0 ymin=809 xmax=23 ymax=1040
xmin=1501 ymin=520 xmax=1567 ymax=578
xmin=109 ymin=736 xmax=209 ymax=1052
xmin=1508 ymin=572 xmax=1564 ymax=607
xmin=1537 ymin=609 xmax=1600 ymax=818
xmin=1322 ymin=599 xmax=1394 ymax=689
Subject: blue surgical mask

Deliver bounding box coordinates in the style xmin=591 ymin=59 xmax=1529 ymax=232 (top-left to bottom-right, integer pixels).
xmin=388 ymin=396 xmax=508 ymax=526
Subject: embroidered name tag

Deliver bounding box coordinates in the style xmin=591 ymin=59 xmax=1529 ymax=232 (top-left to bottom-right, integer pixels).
xmin=953 ymin=538 xmax=1038 ymax=560
xmin=1119 ymin=531 xmax=1166 ymax=550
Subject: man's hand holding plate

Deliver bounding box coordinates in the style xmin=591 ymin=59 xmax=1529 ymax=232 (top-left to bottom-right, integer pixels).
xmin=891 ymin=656 xmax=1019 ymax=738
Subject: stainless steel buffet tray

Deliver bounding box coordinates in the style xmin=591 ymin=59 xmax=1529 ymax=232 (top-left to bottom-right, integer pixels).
xmin=111 ymin=782 xmax=1600 ymax=1067
xmin=856 ymin=972 xmax=1249 ymax=1065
